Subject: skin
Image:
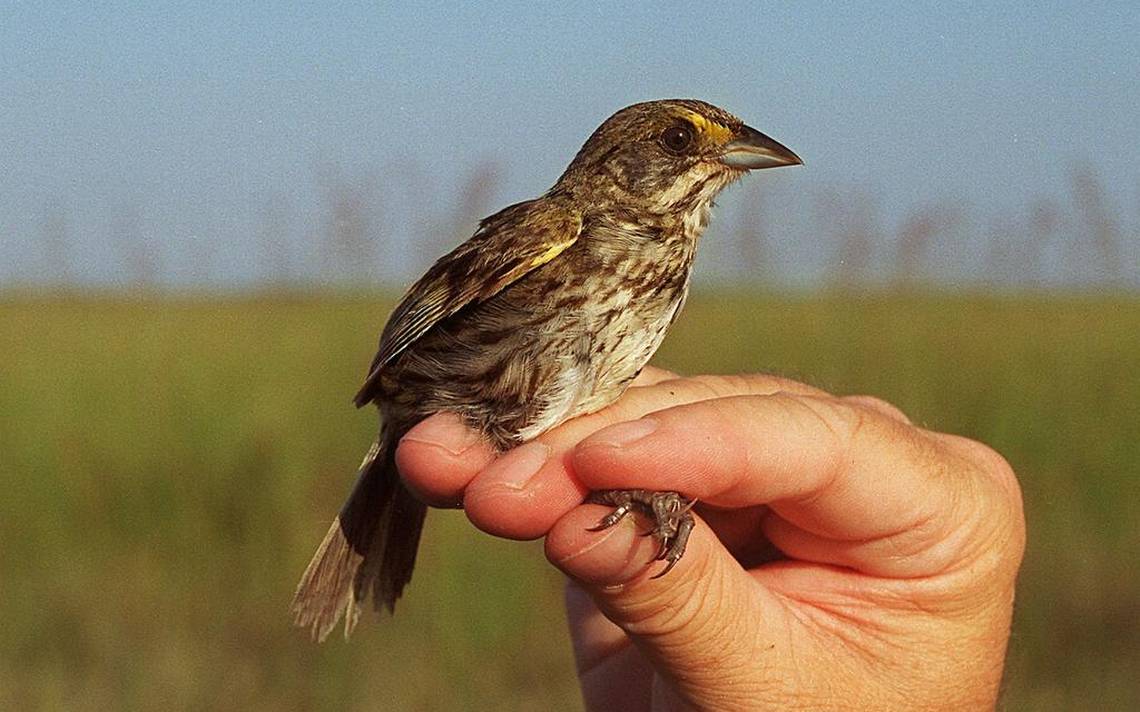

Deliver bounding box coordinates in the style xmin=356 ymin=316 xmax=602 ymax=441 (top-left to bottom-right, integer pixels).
xmin=395 ymin=367 xmax=1026 ymax=711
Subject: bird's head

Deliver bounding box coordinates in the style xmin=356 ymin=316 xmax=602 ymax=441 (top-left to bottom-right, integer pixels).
xmin=555 ymin=99 xmax=801 ymax=217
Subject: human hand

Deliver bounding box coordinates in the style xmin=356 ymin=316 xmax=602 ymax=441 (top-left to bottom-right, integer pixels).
xmin=395 ymin=369 xmax=1026 ymax=711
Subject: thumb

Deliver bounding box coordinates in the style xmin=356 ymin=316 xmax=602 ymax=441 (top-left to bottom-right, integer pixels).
xmin=546 ymin=504 xmax=789 ymax=707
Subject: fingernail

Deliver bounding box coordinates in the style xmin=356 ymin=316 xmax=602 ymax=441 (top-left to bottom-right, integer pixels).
xmin=401 ymin=413 xmax=483 ymax=456
xmin=492 ymin=441 xmax=551 ymax=489
xmin=585 ymin=418 xmax=659 ymax=448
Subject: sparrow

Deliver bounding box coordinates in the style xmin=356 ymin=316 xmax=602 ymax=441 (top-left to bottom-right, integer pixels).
xmin=292 ymin=99 xmax=801 ymax=641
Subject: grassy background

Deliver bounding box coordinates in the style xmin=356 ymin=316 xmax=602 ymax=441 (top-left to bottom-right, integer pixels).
xmin=1 ymin=291 xmax=1137 ymax=710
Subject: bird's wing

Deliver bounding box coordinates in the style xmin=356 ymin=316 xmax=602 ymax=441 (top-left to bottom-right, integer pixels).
xmin=354 ymin=199 xmax=582 ymax=406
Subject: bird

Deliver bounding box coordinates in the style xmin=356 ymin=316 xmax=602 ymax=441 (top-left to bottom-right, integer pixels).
xmin=291 ymin=99 xmax=801 ymax=642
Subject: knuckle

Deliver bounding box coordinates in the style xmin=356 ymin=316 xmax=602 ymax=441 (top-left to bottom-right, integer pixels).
xmin=685 ymin=373 xmax=748 ymax=399
xmin=686 ymin=372 xmax=789 ymax=399
xmin=943 ymin=435 xmax=1024 ymax=522
xmin=972 ymin=445 xmax=1026 ymax=550
xmin=935 ymin=436 xmax=1026 ymax=576
xmin=842 ymin=394 xmax=913 ymax=424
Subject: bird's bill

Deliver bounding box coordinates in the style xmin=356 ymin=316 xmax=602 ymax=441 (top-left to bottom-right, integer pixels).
xmin=720 ymin=125 xmax=802 ymax=170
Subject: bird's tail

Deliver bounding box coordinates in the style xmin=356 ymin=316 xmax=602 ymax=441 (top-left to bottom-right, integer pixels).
xmin=291 ymin=434 xmax=427 ymax=641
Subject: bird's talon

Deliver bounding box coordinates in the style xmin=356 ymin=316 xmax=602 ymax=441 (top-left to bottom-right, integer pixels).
xmin=587 ymin=517 xmax=618 ymax=532
xmin=588 ymin=489 xmax=695 ymax=577
xmin=588 ymin=501 xmax=632 ymax=531
xmin=651 ymin=555 xmax=681 ymax=579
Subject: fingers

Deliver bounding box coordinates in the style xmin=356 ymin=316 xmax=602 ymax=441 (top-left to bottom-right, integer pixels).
xmin=461 ymin=441 xmax=591 ymax=539
xmin=548 ymin=505 xmax=790 ymax=709
xmin=570 ymin=393 xmax=1018 ymax=578
xmin=401 ymin=378 xmax=1025 ymax=710
xmin=394 ymin=378 xmax=1009 ymax=582
xmin=396 ymin=373 xmax=823 ymax=536
xmin=395 ymin=412 xmax=497 ymax=507
xmin=394 ymin=369 xmax=682 ymax=511
xmin=459 ymin=373 xmax=828 ymax=540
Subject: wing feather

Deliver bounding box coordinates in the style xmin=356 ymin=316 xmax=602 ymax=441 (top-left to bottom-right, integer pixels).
xmin=353 ymin=199 xmax=582 ymax=406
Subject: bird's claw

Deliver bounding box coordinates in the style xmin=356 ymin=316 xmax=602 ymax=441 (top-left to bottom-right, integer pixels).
xmin=587 ymin=489 xmax=696 ymax=577
xmin=586 ymin=501 xmax=633 ymax=532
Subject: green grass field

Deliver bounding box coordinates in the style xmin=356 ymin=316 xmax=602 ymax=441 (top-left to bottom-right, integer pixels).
xmin=1 ymin=291 xmax=1137 ymax=710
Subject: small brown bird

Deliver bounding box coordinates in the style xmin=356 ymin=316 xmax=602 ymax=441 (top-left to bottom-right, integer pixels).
xmin=292 ymin=99 xmax=801 ymax=641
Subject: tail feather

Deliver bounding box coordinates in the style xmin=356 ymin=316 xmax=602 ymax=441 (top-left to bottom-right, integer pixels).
xmin=374 ymin=484 xmax=427 ymax=612
xmin=291 ymin=437 xmax=427 ymax=641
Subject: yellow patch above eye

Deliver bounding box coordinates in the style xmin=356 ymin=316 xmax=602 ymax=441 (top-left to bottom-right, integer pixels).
xmin=682 ymin=111 xmax=734 ymax=144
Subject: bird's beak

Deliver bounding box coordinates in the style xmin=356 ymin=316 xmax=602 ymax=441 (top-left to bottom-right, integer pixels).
xmin=720 ymin=125 xmax=802 ymax=170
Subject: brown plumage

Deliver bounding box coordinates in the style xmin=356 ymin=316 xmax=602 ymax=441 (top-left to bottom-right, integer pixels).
xmin=292 ymin=99 xmax=801 ymax=641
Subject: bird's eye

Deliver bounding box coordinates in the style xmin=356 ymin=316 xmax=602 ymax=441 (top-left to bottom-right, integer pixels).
xmin=660 ymin=125 xmax=694 ymax=153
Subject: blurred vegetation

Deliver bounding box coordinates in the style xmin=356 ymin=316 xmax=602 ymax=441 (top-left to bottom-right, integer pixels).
xmin=1 ymin=290 xmax=1137 ymax=710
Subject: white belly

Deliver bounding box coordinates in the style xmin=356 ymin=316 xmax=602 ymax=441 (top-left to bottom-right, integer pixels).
xmin=514 ymin=290 xmax=685 ymax=441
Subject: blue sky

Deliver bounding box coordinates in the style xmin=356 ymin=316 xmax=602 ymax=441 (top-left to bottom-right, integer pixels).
xmin=2 ymin=2 xmax=1137 ymax=285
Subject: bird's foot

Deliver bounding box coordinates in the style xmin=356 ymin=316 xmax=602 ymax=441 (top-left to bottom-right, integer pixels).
xmin=587 ymin=489 xmax=696 ymax=577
